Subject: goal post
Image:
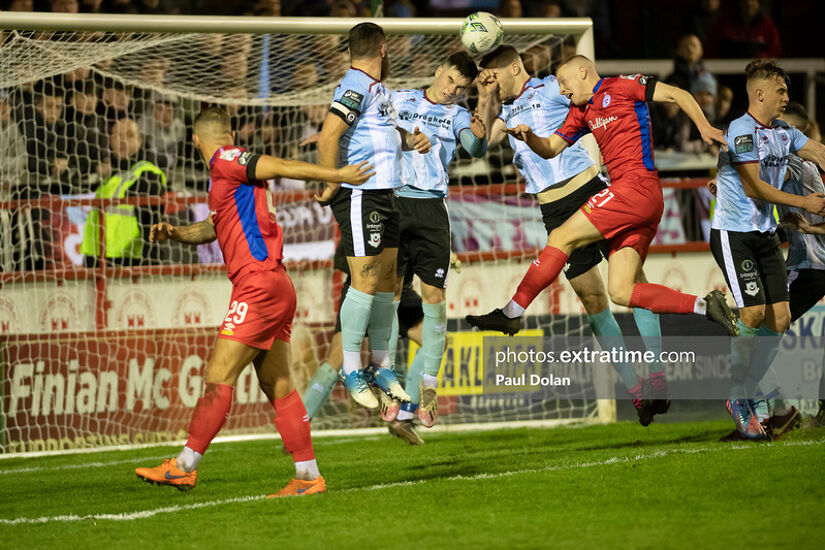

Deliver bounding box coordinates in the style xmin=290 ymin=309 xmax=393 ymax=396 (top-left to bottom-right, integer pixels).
xmin=0 ymin=13 xmax=612 ymax=456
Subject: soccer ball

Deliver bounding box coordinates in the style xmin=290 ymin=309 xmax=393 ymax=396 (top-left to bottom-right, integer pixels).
xmin=460 ymin=12 xmax=503 ymax=56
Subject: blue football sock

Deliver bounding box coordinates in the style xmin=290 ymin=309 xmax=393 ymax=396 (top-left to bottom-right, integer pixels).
xmin=587 ymin=308 xmax=639 ymax=391
xmin=340 ymin=287 xmax=374 ymax=374
xmin=633 ymin=308 xmax=663 ymax=374
xmin=388 ymin=299 xmax=400 ymax=370
xmin=421 ymin=302 xmax=447 ymax=378
xmin=367 ymin=291 xmax=396 ymax=368
xmin=404 ymin=350 xmax=426 ymax=406
xmin=747 ymin=325 xmax=783 ymax=400
xmin=301 ymin=362 xmax=339 ymax=419
xmin=730 ymin=319 xmax=759 ymax=400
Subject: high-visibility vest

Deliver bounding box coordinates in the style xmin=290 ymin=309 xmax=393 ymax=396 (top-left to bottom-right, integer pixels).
xmin=80 ymin=160 xmax=166 ymax=259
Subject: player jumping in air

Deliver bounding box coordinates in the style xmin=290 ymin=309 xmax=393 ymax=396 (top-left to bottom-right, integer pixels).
xmin=134 ymin=107 xmax=373 ymax=496
xmin=315 ymin=22 xmax=430 ymax=410
xmin=466 ymin=55 xmax=739 ymax=342
xmin=708 ymin=65 xmax=825 ymax=440
xmin=475 ymin=45 xmax=668 ymax=425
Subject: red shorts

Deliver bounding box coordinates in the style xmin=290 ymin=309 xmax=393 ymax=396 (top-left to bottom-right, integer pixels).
xmin=217 ymin=265 xmax=297 ymax=350
xmin=580 ymin=173 xmax=663 ymax=262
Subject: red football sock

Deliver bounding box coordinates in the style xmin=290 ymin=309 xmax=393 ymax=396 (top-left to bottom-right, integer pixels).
xmin=629 ymin=283 xmax=697 ymax=314
xmin=186 ymin=383 xmax=233 ymax=454
xmin=512 ymin=246 xmax=569 ymax=309
xmin=273 ymin=389 xmax=315 ymax=462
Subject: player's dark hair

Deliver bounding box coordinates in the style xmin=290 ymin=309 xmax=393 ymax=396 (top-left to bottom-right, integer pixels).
xmin=348 ymin=22 xmax=386 ymax=59
xmin=782 ymin=101 xmax=810 ymax=134
xmin=194 ymin=106 xmax=232 ymax=135
xmin=479 ymin=45 xmax=521 ymax=69
xmin=445 ymin=51 xmax=479 ymax=81
xmin=745 ymin=59 xmax=789 ymax=85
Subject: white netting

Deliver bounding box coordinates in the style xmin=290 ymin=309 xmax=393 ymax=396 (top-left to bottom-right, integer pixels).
xmin=0 ymin=19 xmax=605 ymax=455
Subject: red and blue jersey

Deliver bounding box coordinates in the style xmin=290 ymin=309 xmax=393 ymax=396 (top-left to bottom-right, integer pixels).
xmin=208 ymin=146 xmax=283 ymax=282
xmin=555 ymin=74 xmax=657 ymax=182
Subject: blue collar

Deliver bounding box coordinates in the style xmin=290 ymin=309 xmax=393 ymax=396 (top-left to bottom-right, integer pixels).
xmin=587 ymin=79 xmax=604 ymax=105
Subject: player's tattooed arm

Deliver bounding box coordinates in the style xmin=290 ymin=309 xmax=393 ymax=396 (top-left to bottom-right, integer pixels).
xmin=505 ymin=125 xmax=569 ymax=159
xmin=735 ymin=162 xmax=825 ymax=215
xmin=651 ymin=81 xmax=726 ymax=150
xmin=399 ymin=126 xmax=431 ymax=153
xmin=797 ymin=139 xmax=825 ymax=172
xmin=150 ymin=215 xmax=216 ymax=245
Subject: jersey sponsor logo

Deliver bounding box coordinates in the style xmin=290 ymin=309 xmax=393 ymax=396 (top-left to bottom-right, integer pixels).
xmin=741 ymin=259 xmax=754 ymax=271
xmin=602 ymin=94 xmax=611 ymax=108
xmin=340 ymin=90 xmax=364 ymax=110
xmin=762 ymin=155 xmax=789 ymax=168
xmin=369 ymin=210 xmax=380 ymax=224
xmin=237 ymin=151 xmax=253 ymax=166
xmin=620 ymin=73 xmax=647 ymax=85
xmin=734 ymin=134 xmax=754 ymax=154
xmin=219 ymin=148 xmax=242 ymax=161
xmin=588 ymin=115 xmax=618 ymax=132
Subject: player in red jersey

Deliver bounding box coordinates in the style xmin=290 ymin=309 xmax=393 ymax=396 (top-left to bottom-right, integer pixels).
xmin=467 ymin=55 xmax=739 ymax=338
xmin=134 ymin=107 xmax=373 ymax=496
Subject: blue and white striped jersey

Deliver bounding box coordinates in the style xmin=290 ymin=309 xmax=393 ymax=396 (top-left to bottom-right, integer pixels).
xmin=712 ymin=112 xmax=809 ymax=233
xmin=392 ymin=89 xmax=471 ymax=197
xmin=499 ymin=75 xmax=595 ymax=195
xmin=777 ymin=156 xmax=825 ymax=271
xmin=329 ymin=68 xmax=402 ymax=190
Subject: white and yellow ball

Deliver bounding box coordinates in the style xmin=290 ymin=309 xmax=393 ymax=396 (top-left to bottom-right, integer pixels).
xmin=460 ymin=12 xmax=503 ymax=56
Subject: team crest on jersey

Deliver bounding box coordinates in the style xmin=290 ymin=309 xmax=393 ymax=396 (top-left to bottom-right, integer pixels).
xmin=734 ymin=135 xmax=754 ymax=153
xmin=744 ymin=281 xmax=759 ymax=297
xmin=369 ymin=232 xmax=381 ymax=248
xmin=602 ymin=94 xmax=611 ymax=108
xmin=237 ymin=152 xmax=253 ymax=166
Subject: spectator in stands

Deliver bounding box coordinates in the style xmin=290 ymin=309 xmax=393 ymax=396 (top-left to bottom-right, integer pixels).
xmin=687 ymin=0 xmax=720 ymax=41
xmin=98 ymin=76 xmax=133 ymax=132
xmin=0 ymin=88 xmax=27 ymax=198
xmin=497 ymin=0 xmax=523 ymax=17
xmin=8 ymin=0 xmax=34 ymax=10
xmin=523 ymin=44 xmax=552 ymax=78
xmin=704 ymin=0 xmax=781 ymax=58
xmin=530 ymin=0 xmax=562 ymax=18
xmin=329 ymin=0 xmax=358 ymax=17
xmin=21 ymin=79 xmax=72 ymax=195
xmin=651 ymin=99 xmax=683 ymax=152
xmin=715 ymin=84 xmax=734 ymax=127
xmin=667 ymin=34 xmax=706 ymax=93
xmin=137 ymin=92 xmax=185 ymax=173
xmin=79 ymin=0 xmax=103 ymax=12
xmin=386 ymin=0 xmax=415 ymax=17
xmin=65 ymin=78 xmax=106 ymax=192
xmin=672 ymin=71 xmax=720 ymax=155
xmin=80 ymin=117 xmax=167 ymax=267
xmin=51 ymin=0 xmax=79 ymax=12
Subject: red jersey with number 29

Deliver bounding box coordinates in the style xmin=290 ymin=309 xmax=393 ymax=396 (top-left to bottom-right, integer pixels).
xmin=555 ymin=75 xmax=657 ymax=182
xmin=208 ymin=146 xmax=283 ymax=282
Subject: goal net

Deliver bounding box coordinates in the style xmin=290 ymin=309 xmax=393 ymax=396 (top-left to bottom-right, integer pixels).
xmin=0 ymin=14 xmax=608 ymax=455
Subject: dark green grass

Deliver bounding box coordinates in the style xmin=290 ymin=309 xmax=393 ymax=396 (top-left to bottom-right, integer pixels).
xmin=1 ymin=420 xmax=824 ymax=550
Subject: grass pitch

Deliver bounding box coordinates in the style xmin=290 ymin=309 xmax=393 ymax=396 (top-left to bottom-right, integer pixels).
xmin=1 ymin=420 xmax=824 ymax=549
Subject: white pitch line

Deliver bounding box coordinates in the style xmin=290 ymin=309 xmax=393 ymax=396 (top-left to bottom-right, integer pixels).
xmin=1 ymin=438 xmax=822 ymax=526
xmin=0 ymin=455 xmax=173 ymax=476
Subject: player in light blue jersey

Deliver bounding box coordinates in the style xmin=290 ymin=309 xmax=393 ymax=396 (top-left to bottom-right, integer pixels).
xmin=473 ymin=45 xmax=668 ymax=426
xmin=315 ymin=23 xmax=431 ymax=411
xmin=383 ymin=51 xmax=488 ymax=440
xmin=708 ymin=60 xmax=825 ymax=441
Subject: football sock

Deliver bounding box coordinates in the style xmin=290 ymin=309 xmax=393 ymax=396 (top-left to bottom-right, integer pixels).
xmin=729 ymin=320 xmax=758 ymax=400
xmin=502 ymin=300 xmax=525 ymax=318
xmin=185 ymin=383 xmax=233 ymax=456
xmin=422 ymin=374 xmax=438 ymax=388
xmin=511 ymin=246 xmax=569 ymax=311
xmin=368 ymin=291 xmax=396 ymax=369
xmin=388 ymin=299 xmax=401 ymax=367
xmin=340 ymin=287 xmax=374 ymax=375
xmin=295 ymin=459 xmax=321 ymax=481
xmin=693 ymin=297 xmax=707 ymax=315
xmin=587 ymin=308 xmax=639 ymax=391
xmin=421 ymin=301 xmax=447 ymax=378
xmin=273 ymin=389 xmax=316 ymax=464
xmin=633 ymin=308 xmax=663 ymax=374
xmin=404 ymin=350 xmax=426 ymax=405
xmin=301 ymin=362 xmax=339 ymax=419
xmin=629 ymin=283 xmax=698 ymax=314
xmin=176 ymin=446 xmax=202 ymax=473
xmin=397 ymin=401 xmax=417 ymax=421
xmin=746 ymin=325 xmax=783 ymax=400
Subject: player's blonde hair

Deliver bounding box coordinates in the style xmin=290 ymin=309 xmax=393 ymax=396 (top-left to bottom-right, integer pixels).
xmin=193 ymin=106 xmax=232 ymax=139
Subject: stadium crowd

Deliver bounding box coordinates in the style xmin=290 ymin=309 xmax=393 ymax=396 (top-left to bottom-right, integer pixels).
xmin=0 ymin=0 xmax=822 ymax=271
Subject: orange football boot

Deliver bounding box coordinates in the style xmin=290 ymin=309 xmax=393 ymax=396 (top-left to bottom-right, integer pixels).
xmin=267 ymin=476 xmax=326 ymax=498
xmin=135 ymin=458 xmax=197 ymax=492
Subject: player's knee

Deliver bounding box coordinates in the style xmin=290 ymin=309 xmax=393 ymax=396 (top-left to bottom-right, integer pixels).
xmin=577 ymin=290 xmax=608 ymax=314
xmin=768 ymin=309 xmax=791 ymax=334
xmin=607 ymin=283 xmax=632 ymax=307
xmin=739 ymin=307 xmax=765 ymax=329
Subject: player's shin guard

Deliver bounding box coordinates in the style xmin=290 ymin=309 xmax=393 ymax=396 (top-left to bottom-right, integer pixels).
xmin=628 ymin=283 xmax=698 ymax=314
xmin=186 ymin=383 xmax=233 ymax=454
xmin=367 ymin=291 xmax=396 ymax=368
xmin=586 ymin=308 xmax=639 ymax=391
xmin=273 ymin=390 xmax=315 ymax=462
xmin=511 ymin=246 xmax=569 ymax=310
xmin=340 ymin=287 xmax=374 ymax=374
xmin=730 ymin=320 xmax=759 ymax=399
xmin=302 ymin=362 xmax=339 ymax=419
xmin=745 ymin=325 xmax=783 ymax=399
xmin=421 ymin=302 xmax=447 ymax=378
